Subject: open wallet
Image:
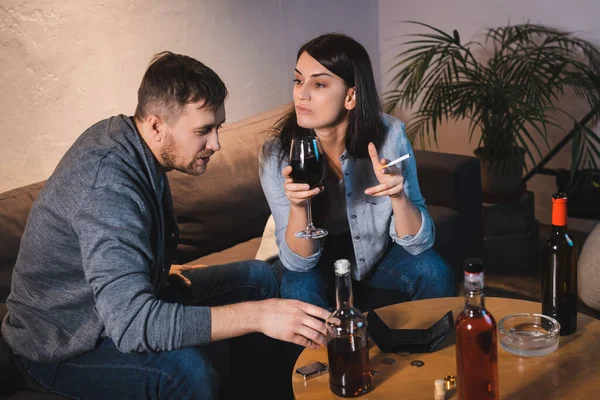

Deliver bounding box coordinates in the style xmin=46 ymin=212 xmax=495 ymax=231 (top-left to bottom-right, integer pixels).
xmin=367 ymin=310 xmax=454 ymax=353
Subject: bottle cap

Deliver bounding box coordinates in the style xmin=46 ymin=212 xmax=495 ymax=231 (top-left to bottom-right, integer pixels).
xmin=552 ymin=192 xmax=568 ymax=202
xmin=463 ymin=258 xmax=483 ymax=274
xmin=551 ymin=192 xmax=568 ymax=226
xmin=334 ymin=259 xmax=351 ymax=275
xmin=444 ymin=375 xmax=456 ymax=390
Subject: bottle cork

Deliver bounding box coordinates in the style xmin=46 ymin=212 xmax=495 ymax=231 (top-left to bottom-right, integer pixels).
xmin=334 ymin=259 xmax=351 ymax=275
xmin=434 ymin=379 xmax=446 ymax=400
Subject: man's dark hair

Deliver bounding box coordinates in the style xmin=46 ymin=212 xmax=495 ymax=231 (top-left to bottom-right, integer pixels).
xmin=134 ymin=51 xmax=228 ymax=123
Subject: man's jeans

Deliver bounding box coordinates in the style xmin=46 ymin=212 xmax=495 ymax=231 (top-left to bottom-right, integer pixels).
xmin=21 ymin=260 xmax=292 ymax=400
xmin=280 ymin=234 xmax=456 ymax=311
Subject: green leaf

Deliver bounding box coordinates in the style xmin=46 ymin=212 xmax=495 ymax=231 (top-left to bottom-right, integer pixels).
xmin=453 ymin=30 xmax=460 ymax=45
xmin=383 ymin=20 xmax=600 ymax=174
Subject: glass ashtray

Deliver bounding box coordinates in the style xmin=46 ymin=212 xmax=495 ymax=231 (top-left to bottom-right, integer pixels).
xmin=498 ymin=313 xmax=560 ymax=357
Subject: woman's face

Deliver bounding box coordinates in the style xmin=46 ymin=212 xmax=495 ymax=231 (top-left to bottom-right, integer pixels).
xmin=293 ymin=52 xmax=355 ymax=131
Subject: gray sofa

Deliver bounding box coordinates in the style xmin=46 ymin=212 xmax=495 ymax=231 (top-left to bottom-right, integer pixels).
xmin=0 ymin=104 xmax=483 ymax=397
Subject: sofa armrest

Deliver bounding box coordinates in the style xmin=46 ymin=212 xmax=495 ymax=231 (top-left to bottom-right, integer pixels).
xmin=414 ymin=149 xmax=484 ymax=261
xmin=0 ymin=181 xmax=45 ymax=301
xmin=414 ymin=150 xmax=480 ymax=212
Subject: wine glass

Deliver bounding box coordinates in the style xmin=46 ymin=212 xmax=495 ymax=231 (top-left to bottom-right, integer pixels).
xmin=289 ymin=137 xmax=328 ymax=239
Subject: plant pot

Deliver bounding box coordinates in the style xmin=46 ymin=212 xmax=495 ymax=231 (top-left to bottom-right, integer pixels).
xmin=474 ymin=147 xmax=525 ymax=203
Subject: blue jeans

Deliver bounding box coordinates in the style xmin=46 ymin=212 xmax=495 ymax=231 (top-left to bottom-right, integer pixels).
xmin=280 ymin=234 xmax=456 ymax=311
xmin=21 ymin=260 xmax=293 ymax=400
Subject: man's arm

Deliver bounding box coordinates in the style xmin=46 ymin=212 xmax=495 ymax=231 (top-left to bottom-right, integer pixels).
xmin=73 ymin=185 xmax=213 ymax=353
xmin=210 ymin=299 xmax=331 ymax=348
xmin=76 ymin=184 xmax=331 ymax=352
xmin=169 ymin=264 xmax=332 ymax=348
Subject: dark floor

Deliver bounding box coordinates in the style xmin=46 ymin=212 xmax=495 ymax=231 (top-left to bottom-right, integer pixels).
xmin=470 ymin=223 xmax=599 ymax=319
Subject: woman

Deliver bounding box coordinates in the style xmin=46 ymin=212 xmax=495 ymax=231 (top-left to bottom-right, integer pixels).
xmin=259 ymin=33 xmax=455 ymax=311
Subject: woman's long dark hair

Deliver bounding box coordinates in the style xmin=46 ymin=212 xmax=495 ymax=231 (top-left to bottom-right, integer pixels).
xmin=270 ymin=33 xmax=385 ymax=162
xmin=266 ymin=33 xmax=385 ymax=227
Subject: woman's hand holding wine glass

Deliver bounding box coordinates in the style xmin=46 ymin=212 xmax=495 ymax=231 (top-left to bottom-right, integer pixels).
xmin=282 ymin=165 xmax=322 ymax=208
xmin=286 ymin=137 xmax=328 ymax=239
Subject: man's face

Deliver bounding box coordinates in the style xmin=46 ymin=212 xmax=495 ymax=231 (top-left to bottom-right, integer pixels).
xmin=160 ymin=101 xmax=225 ymax=176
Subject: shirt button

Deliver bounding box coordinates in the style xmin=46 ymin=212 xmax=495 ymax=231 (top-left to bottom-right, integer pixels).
xmin=171 ymin=232 xmax=176 ymax=238
xmin=345 ymin=170 xmax=350 ymax=176
xmin=347 ymin=193 xmax=352 ymax=198
xmin=354 ymin=236 xmax=360 ymax=240
xmin=359 ymin=258 xmax=365 ymax=262
xmin=351 ymin=215 xmax=357 ymax=219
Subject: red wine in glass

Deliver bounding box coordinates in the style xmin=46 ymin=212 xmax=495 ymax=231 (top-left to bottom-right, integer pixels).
xmin=290 ymin=155 xmax=324 ymax=188
xmin=289 ymin=137 xmax=328 ymax=239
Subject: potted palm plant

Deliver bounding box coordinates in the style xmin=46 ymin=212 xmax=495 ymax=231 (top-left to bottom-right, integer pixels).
xmin=384 ymin=22 xmax=600 ymax=203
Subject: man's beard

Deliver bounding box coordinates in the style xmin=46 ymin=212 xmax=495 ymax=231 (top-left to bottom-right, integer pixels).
xmin=160 ymin=134 xmax=212 ymax=176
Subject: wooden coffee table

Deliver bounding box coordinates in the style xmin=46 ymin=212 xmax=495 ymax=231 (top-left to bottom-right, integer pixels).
xmin=292 ymin=297 xmax=600 ymax=399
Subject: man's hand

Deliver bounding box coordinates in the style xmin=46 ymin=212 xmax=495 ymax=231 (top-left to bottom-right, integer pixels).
xmin=364 ymin=142 xmax=405 ymax=198
xmin=258 ymin=299 xmax=331 ymax=349
xmin=168 ymin=264 xmax=206 ymax=288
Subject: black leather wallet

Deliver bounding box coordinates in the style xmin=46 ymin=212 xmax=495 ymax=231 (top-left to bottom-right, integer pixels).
xmin=367 ymin=310 xmax=454 ymax=353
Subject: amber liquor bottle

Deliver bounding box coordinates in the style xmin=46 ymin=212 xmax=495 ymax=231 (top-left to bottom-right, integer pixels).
xmin=455 ymin=258 xmax=498 ymax=400
xmin=542 ymin=193 xmax=578 ymax=335
xmin=326 ymin=259 xmax=371 ymax=397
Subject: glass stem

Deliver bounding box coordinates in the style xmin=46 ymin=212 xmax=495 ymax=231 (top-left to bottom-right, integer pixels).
xmin=306 ymin=198 xmax=315 ymax=229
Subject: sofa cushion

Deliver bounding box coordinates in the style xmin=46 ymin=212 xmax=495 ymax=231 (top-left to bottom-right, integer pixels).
xmin=415 ymin=149 xmax=483 ymax=265
xmin=429 ymin=205 xmax=459 ymax=238
xmin=0 ymin=182 xmax=45 ymax=302
xmin=428 ymin=205 xmax=460 ymax=270
xmin=186 ymin=237 xmax=262 ymax=267
xmin=169 ymin=104 xmax=290 ymax=264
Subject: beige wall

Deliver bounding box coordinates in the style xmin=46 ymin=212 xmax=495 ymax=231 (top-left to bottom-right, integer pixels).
xmin=3 ymin=0 xmax=597 ymax=229
xmin=0 ymin=0 xmax=379 ymax=193
xmin=379 ymin=0 xmax=600 ymax=231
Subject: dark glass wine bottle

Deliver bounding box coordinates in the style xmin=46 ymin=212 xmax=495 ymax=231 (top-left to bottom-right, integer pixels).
xmin=541 ymin=193 xmax=578 ymax=336
xmin=326 ymin=259 xmax=371 ymax=398
xmin=455 ymin=258 xmax=498 ymax=400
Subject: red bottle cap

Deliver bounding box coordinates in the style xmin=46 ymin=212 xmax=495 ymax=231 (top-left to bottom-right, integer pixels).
xmin=551 ymin=193 xmax=568 ymax=227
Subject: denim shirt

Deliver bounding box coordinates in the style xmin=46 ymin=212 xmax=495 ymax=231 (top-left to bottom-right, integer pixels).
xmin=259 ymin=114 xmax=435 ymax=281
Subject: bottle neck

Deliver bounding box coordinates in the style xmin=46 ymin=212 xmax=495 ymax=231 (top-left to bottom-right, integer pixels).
xmin=335 ymin=271 xmax=354 ymax=309
xmin=552 ymin=224 xmax=567 ymax=234
xmin=464 ymin=272 xmax=485 ymax=309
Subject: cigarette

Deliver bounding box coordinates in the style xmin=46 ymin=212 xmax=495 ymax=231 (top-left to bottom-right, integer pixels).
xmin=379 ymin=154 xmax=410 ymax=170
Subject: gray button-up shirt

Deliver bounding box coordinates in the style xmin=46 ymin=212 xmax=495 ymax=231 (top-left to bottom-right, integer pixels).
xmin=259 ymin=114 xmax=435 ymax=281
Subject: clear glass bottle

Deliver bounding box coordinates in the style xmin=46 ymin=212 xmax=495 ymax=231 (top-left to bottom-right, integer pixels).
xmin=455 ymin=258 xmax=498 ymax=400
xmin=541 ymin=192 xmax=578 ymax=335
xmin=326 ymin=259 xmax=371 ymax=397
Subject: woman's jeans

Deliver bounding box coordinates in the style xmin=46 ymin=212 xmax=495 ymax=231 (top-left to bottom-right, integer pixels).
xmin=279 ymin=234 xmax=456 ymax=311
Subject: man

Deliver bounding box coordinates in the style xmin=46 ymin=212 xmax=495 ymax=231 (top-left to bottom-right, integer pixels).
xmin=1 ymin=52 xmax=330 ymax=399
